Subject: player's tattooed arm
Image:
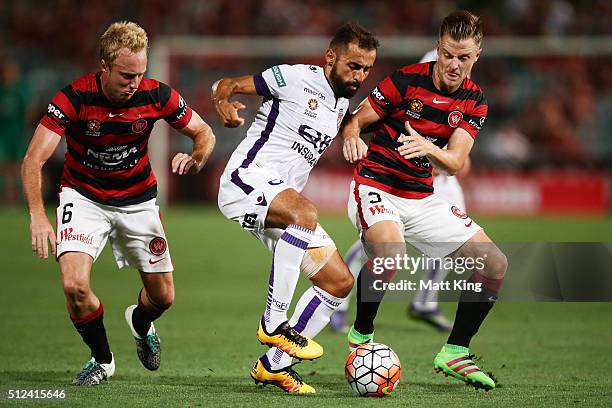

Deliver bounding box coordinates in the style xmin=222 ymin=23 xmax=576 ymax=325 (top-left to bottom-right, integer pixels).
xmin=398 ymin=122 xmax=473 ymax=175
xmin=173 ymin=111 xmax=216 ymax=175
xmin=21 ymin=124 xmax=62 ymax=259
xmin=211 ymin=75 xmax=257 ymax=128
xmin=341 ymin=98 xmax=380 ymax=164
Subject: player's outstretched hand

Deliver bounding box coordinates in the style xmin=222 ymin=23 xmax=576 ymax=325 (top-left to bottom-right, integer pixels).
xmin=30 ymin=215 xmax=56 ymax=259
xmin=172 ymin=152 xmax=202 ymax=175
xmin=397 ymin=121 xmax=434 ymax=159
xmin=343 ymin=137 xmax=368 ymax=164
xmin=216 ymin=100 xmax=246 ymax=128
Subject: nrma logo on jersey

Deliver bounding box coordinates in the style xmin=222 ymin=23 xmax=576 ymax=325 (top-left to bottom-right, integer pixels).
xmin=85 ymin=146 xmax=139 ymax=171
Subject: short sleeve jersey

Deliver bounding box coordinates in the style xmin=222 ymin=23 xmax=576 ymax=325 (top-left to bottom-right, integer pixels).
xmin=40 ymin=72 xmax=192 ymax=206
xmin=226 ymin=64 xmax=349 ymax=193
xmin=356 ymin=62 xmax=488 ymax=199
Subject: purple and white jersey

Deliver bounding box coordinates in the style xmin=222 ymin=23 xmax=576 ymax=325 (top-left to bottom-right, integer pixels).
xmin=225 ymin=64 xmax=349 ymax=192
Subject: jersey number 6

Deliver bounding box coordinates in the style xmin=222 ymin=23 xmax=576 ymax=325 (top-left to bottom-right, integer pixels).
xmin=61 ymin=203 xmax=74 ymax=224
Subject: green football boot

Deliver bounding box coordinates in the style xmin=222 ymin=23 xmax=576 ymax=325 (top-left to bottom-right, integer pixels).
xmin=433 ymin=344 xmax=496 ymax=390
xmin=347 ymin=326 xmax=374 ymax=352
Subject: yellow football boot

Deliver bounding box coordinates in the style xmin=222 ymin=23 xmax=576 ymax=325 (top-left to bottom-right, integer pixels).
xmin=250 ymin=358 xmax=315 ymax=394
xmin=257 ymin=320 xmax=323 ymax=360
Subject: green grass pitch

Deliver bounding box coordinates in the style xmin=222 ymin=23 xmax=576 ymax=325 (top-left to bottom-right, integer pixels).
xmin=1 ymin=206 xmax=611 ymax=407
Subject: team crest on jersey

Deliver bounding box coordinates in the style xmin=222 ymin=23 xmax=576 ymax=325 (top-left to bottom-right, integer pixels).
xmin=406 ymin=99 xmax=423 ymax=120
xmin=86 ymin=119 xmax=101 ymax=137
xmin=451 ymin=206 xmax=468 ymax=219
xmin=448 ymin=110 xmax=463 ymax=128
xmin=149 ymin=237 xmax=167 ymax=256
xmin=304 ymin=99 xmax=318 ymax=119
xmin=409 ymin=99 xmax=424 ymax=113
xmin=308 ymin=98 xmax=318 ymax=111
xmin=132 ymin=118 xmax=148 ymax=133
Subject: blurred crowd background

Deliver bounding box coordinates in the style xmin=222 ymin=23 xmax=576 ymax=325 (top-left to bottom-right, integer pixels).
xmin=0 ymin=0 xmax=610 ymax=213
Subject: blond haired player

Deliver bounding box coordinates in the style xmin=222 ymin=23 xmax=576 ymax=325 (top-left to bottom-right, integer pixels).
xmin=22 ymin=21 xmax=215 ymax=385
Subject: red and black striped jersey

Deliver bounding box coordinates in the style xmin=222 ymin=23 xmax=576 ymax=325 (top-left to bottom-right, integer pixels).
xmin=40 ymin=72 xmax=192 ymax=206
xmin=356 ymin=61 xmax=487 ymax=199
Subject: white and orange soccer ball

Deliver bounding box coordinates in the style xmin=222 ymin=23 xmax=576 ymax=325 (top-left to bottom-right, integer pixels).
xmin=345 ymin=342 xmax=401 ymax=397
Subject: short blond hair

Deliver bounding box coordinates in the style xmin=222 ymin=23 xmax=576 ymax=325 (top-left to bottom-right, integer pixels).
xmin=100 ymin=21 xmax=148 ymax=65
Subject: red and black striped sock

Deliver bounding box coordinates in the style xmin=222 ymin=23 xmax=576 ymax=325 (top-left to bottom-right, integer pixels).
xmin=447 ymin=272 xmax=504 ymax=348
xmin=71 ymin=303 xmax=112 ymax=364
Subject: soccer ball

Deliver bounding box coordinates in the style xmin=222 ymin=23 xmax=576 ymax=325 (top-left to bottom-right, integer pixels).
xmin=345 ymin=342 xmax=401 ymax=397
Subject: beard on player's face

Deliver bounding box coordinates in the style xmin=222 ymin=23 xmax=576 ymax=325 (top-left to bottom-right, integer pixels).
xmin=330 ymin=62 xmax=361 ymax=99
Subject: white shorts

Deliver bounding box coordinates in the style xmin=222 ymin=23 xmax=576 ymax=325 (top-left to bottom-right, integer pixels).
xmin=56 ymin=187 xmax=173 ymax=273
xmin=347 ymin=180 xmax=481 ymax=258
xmin=433 ymin=174 xmax=466 ymax=210
xmin=218 ymin=165 xmax=334 ymax=251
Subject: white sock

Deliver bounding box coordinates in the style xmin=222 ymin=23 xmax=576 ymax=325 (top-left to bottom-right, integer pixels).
xmin=336 ymin=296 xmax=351 ymax=313
xmin=265 ymin=346 xmax=292 ymax=371
xmin=412 ymin=265 xmax=449 ymax=311
xmin=267 ymin=286 xmax=346 ymax=370
xmin=263 ymin=224 xmax=314 ymax=332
